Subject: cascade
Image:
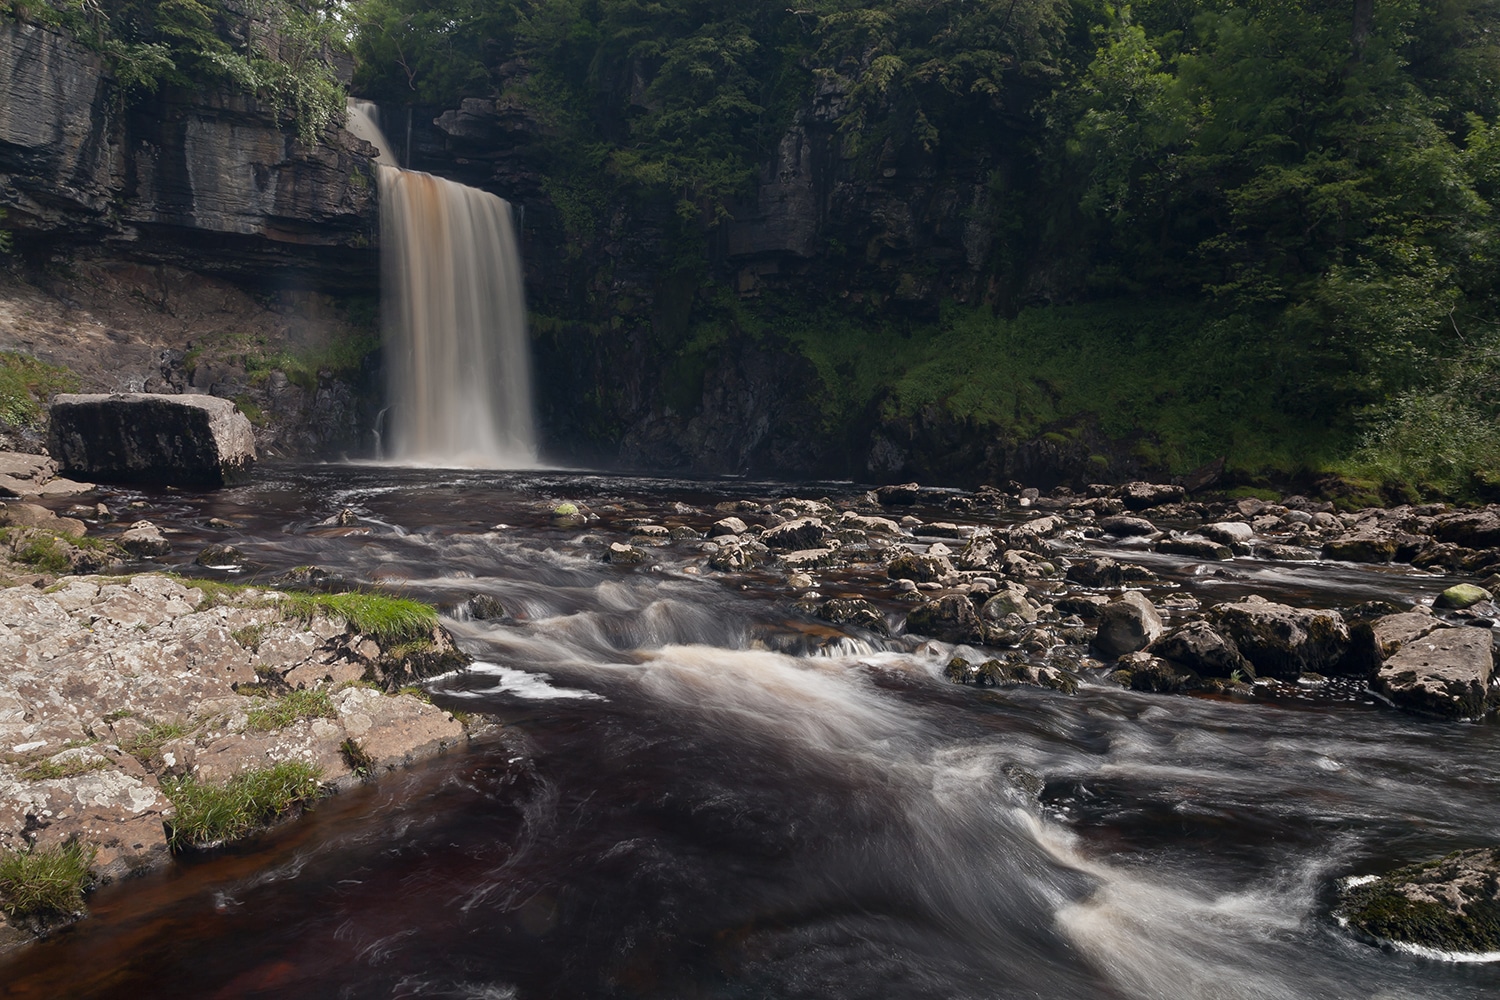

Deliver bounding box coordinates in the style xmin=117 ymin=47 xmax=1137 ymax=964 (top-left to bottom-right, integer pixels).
xmin=346 ymin=100 xmax=538 ymax=467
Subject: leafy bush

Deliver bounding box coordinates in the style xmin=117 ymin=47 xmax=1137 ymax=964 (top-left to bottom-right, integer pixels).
xmin=0 ymin=841 xmax=95 ymax=918
xmin=162 ymin=761 xmax=323 ymax=850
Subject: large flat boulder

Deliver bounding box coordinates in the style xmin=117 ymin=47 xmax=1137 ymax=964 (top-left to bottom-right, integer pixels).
xmin=1376 ymin=626 xmax=1496 ymax=718
xmin=47 ymin=393 xmax=256 ymax=487
xmin=1208 ymin=597 xmax=1353 ymax=678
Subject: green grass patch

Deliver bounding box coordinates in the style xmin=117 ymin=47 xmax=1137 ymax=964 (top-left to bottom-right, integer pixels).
xmin=162 ymin=762 xmax=324 ymax=851
xmin=121 ymin=720 xmax=192 ymax=762
xmin=0 ymin=841 xmax=95 ymax=918
xmin=244 ymin=688 xmax=335 ymax=732
xmin=0 ymin=352 xmax=78 ymax=428
xmin=282 ymin=591 xmax=438 ymax=644
xmin=20 ymin=756 xmax=109 ymax=781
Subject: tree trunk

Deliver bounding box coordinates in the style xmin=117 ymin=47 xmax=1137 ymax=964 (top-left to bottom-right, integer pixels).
xmin=1351 ymin=0 xmax=1374 ymax=60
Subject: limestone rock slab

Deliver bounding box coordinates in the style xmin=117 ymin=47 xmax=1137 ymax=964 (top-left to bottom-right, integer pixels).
xmin=48 ymin=393 xmax=256 ymax=487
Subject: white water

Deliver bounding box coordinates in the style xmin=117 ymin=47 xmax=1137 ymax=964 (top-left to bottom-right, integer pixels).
xmin=346 ymin=100 xmax=539 ymax=468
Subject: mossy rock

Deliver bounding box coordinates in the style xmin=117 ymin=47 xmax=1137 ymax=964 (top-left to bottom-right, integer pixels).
xmin=1339 ymin=848 xmax=1500 ymax=953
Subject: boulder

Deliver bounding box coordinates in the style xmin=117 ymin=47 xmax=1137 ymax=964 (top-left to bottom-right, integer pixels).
xmin=904 ymin=595 xmax=986 ymax=645
xmin=1112 ymin=651 xmax=1199 ymax=693
xmin=117 ymin=520 xmax=171 ymax=557
xmin=1323 ymin=532 xmax=1398 ymax=564
xmin=1376 ymin=626 xmax=1496 ymax=718
xmin=1099 ymin=514 xmax=1157 ymax=537
xmin=1201 ymin=521 xmax=1254 ymax=553
xmin=1339 ymin=847 xmax=1500 ymax=953
xmin=888 ymin=551 xmax=952 ymax=583
xmin=1066 ymin=556 xmax=1123 ymax=589
xmin=1208 ymin=598 xmax=1353 ymax=679
xmin=816 ymin=598 xmax=888 ymax=636
xmin=604 ymin=542 xmax=646 ymax=565
xmin=1154 ymin=536 xmax=1234 ymax=560
xmin=47 ymin=393 xmax=257 ymax=488
xmin=1433 ymin=510 xmax=1500 ymax=550
xmin=875 ymin=483 xmax=921 ymax=506
xmin=980 ymin=581 xmax=1039 ymax=623
xmin=1117 ymin=482 xmax=1186 ymax=511
xmin=762 ymin=517 xmax=831 ymax=551
xmin=1091 ymin=592 xmax=1164 ymax=659
xmin=1435 ymin=583 xmax=1491 ymax=611
xmin=1148 ymin=621 xmax=1251 ymax=678
xmin=711 ymin=516 xmax=748 ymax=536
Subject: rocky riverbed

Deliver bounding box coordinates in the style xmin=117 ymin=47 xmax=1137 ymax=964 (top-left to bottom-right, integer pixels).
xmin=3 ymin=460 xmax=1500 ymax=964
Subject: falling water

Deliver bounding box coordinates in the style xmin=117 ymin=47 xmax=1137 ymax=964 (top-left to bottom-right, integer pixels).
xmin=346 ymin=100 xmax=538 ymax=467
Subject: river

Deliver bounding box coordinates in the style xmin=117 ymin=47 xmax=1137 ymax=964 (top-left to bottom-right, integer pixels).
xmin=2 ymin=465 xmax=1497 ymax=999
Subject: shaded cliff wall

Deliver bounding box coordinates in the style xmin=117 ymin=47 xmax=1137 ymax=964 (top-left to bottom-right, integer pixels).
xmin=0 ymin=21 xmax=382 ymax=458
xmin=0 ymin=20 xmax=378 ymax=288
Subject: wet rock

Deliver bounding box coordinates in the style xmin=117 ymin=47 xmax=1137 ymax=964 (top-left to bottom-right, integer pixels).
xmin=1099 ymin=514 xmax=1157 ymax=537
xmin=1433 ymin=510 xmax=1500 ymax=550
xmin=711 ymin=516 xmax=748 ymax=536
xmin=1323 ymin=533 xmax=1398 ymax=563
xmin=1065 ymin=556 xmax=1123 ymax=589
xmin=1117 ymin=482 xmax=1186 ymax=511
xmin=605 ymin=542 xmax=647 ymax=565
xmin=840 ymin=513 xmax=902 ymax=535
xmin=1208 ymin=598 xmax=1353 ymax=679
xmin=875 ymin=483 xmax=921 ymax=506
xmin=887 ymin=550 xmax=953 ymax=583
xmin=458 ymin=594 xmax=506 ymax=621
xmin=904 ymin=595 xmax=986 ymax=645
xmin=1091 ymin=592 xmax=1164 ymax=659
xmin=1376 ymin=626 xmax=1497 ymax=718
xmin=1111 ymin=651 xmax=1199 ymax=692
xmin=1201 ymin=521 xmax=1254 ymax=554
xmin=0 ymin=502 xmax=86 ymax=539
xmin=781 ymin=548 xmax=839 ymax=570
xmin=1148 ymin=621 xmax=1251 ymax=678
xmin=1255 ymin=543 xmax=1319 ymax=562
xmin=762 ymin=517 xmax=831 ymax=551
xmin=195 ymin=543 xmax=248 ymax=568
xmin=1154 ymin=535 xmax=1234 ymax=561
xmin=980 ymin=581 xmax=1039 ymax=623
xmin=48 ymin=393 xmax=257 ymax=487
xmin=1435 ymin=583 xmax=1491 ymax=611
xmin=274 ymin=566 xmax=348 ymax=592
xmin=816 ymin=598 xmax=889 ymax=636
xmin=1053 ymin=594 xmax=1110 ymax=621
xmin=1339 ymin=847 xmax=1500 ymax=953
xmin=116 ymin=520 xmax=170 ymax=558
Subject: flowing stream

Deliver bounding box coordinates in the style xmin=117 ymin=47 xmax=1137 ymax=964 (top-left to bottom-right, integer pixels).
xmin=1 ymin=466 xmax=1498 ymax=999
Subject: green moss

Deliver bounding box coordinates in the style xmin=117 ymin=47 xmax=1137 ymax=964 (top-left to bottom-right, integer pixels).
xmin=244 ymin=688 xmax=335 ymax=732
xmin=162 ymin=761 xmax=324 ymax=851
xmin=1341 ymin=851 xmax=1500 ymax=952
xmin=0 ymin=352 xmax=78 ymax=428
xmin=232 ymin=394 xmax=266 ymax=427
xmin=121 ymin=720 xmax=192 ymax=763
xmin=0 ymin=841 xmax=95 ymax=918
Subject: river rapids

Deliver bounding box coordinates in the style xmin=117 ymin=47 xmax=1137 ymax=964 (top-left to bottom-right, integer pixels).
xmin=1 ymin=465 xmax=1497 ymax=999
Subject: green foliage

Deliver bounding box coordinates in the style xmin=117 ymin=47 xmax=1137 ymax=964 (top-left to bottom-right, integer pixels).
xmin=121 ymin=719 xmax=192 ymax=762
xmin=244 ymin=687 xmax=335 ymax=732
xmin=20 ymin=754 xmax=109 ymax=781
xmin=161 ymin=761 xmax=323 ymax=850
xmin=0 ymin=352 xmax=79 ymax=428
xmin=280 ymin=590 xmax=438 ymax=644
xmin=0 ymin=841 xmax=95 ymax=918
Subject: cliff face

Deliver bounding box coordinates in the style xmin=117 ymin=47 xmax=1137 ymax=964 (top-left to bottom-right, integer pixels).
xmin=0 ymin=20 xmax=378 ymax=289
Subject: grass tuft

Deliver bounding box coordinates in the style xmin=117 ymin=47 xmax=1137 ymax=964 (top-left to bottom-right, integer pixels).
xmin=0 ymin=841 xmax=95 ymax=918
xmin=244 ymin=688 xmax=335 ymax=732
xmin=0 ymin=351 xmax=79 ymax=429
xmin=162 ymin=762 xmax=324 ymax=851
xmin=20 ymin=756 xmax=109 ymax=782
xmin=282 ymin=591 xmax=438 ymax=644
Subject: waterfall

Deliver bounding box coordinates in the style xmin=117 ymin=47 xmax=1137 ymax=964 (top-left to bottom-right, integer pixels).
xmin=346 ymin=100 xmax=538 ymax=468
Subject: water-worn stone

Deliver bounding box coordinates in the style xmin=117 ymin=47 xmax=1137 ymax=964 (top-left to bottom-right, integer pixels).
xmin=1435 ymin=583 xmax=1491 ymax=610
xmin=117 ymin=520 xmax=170 ymax=557
xmin=1154 ymin=536 xmax=1234 ymax=561
xmin=1099 ymin=514 xmax=1157 ymax=537
xmin=762 ymin=517 xmax=830 ymax=551
xmin=1339 ymin=847 xmax=1500 ymax=954
xmin=711 ymin=516 xmax=748 ymax=536
xmin=1148 ymin=621 xmax=1251 ymax=678
xmin=1208 ymin=598 xmax=1353 ymax=679
xmin=605 ymin=541 xmax=647 ymax=565
xmin=1066 ymin=556 xmax=1123 ymax=589
xmin=905 ymin=595 xmax=986 ymax=645
xmin=1091 ymin=592 xmax=1164 ymax=659
xmin=888 ymin=550 xmax=952 ymax=583
xmin=1117 ymin=482 xmax=1186 ymax=511
xmin=1201 ymin=521 xmax=1254 ymax=553
xmin=48 ymin=393 xmax=257 ymax=487
xmin=980 ymin=581 xmax=1039 ymax=623
xmin=1376 ymin=626 xmax=1496 ymax=718
xmin=1323 ymin=532 xmax=1398 ymax=563
xmin=816 ymin=598 xmax=889 ymax=636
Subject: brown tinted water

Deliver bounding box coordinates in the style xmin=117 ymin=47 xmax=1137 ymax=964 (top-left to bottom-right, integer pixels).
xmin=2 ymin=465 xmax=1497 ymax=999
